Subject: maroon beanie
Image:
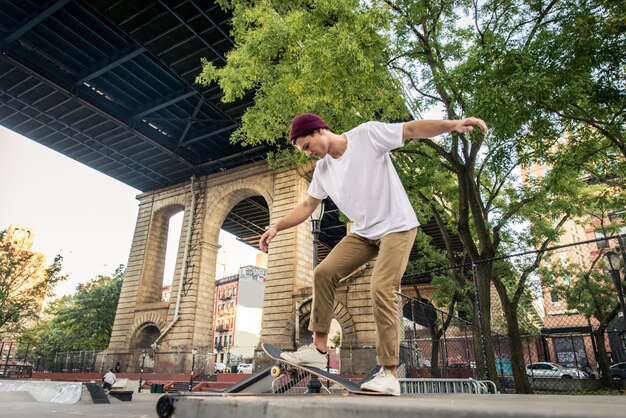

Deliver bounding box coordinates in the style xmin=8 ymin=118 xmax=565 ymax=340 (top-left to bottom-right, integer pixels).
xmin=289 ymin=113 xmax=329 ymax=144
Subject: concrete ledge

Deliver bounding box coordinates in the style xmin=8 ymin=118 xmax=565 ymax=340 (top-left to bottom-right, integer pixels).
xmin=0 ymin=380 xmax=82 ymax=404
xmin=164 ymin=393 xmax=626 ymax=418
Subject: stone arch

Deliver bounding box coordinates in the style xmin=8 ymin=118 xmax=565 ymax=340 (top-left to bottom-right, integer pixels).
xmin=129 ymin=312 xmax=167 ymax=348
xmin=297 ymin=300 xmax=357 ymax=346
xmin=203 ymin=180 xmax=273 ymax=246
xmin=139 ymin=202 xmax=185 ymax=304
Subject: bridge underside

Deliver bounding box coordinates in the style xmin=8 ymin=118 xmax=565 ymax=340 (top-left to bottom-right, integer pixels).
xmin=0 ymin=0 xmax=457 ymax=259
xmin=0 ymin=0 xmax=354 ymax=254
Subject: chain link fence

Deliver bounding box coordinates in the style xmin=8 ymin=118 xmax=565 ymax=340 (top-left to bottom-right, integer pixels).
xmin=400 ymin=235 xmax=626 ymax=393
xmin=21 ymin=347 xmax=251 ymax=376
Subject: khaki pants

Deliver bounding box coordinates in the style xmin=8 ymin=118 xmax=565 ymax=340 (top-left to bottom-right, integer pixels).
xmin=308 ymin=228 xmax=417 ymax=366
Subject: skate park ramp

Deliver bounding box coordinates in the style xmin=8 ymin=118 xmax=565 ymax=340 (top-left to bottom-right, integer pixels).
xmin=221 ymin=363 xmax=275 ymax=393
xmin=0 ymin=380 xmax=82 ymax=404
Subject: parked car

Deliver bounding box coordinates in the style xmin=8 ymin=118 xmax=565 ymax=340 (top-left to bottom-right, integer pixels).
xmin=495 ymin=357 xmax=513 ymax=375
xmin=237 ymin=363 xmax=253 ymax=374
xmin=448 ymin=362 xmax=476 ymax=369
xmin=214 ymin=362 xmax=227 ymax=373
xmin=526 ymin=362 xmax=589 ymax=379
xmin=610 ymin=362 xmax=626 ymax=379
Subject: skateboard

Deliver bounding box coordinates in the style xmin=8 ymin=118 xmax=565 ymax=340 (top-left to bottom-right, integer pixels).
xmin=262 ymin=342 xmax=389 ymax=395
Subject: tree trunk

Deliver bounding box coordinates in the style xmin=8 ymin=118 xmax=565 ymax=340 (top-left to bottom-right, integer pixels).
xmin=472 ymin=263 xmax=499 ymax=387
xmin=430 ymin=337 xmax=441 ymax=378
xmin=502 ymin=301 xmax=533 ymax=393
xmin=594 ymin=329 xmax=618 ymax=389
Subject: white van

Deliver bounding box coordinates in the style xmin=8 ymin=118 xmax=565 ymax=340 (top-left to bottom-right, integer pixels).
xmin=237 ymin=363 xmax=253 ymax=374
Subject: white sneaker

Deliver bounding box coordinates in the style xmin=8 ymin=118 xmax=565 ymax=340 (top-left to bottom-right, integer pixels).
xmin=280 ymin=344 xmax=327 ymax=369
xmin=360 ymin=367 xmax=401 ymax=396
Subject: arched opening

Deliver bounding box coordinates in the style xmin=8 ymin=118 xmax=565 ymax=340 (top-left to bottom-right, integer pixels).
xmin=162 ymin=211 xmax=183 ymax=301
xmin=213 ymin=194 xmax=269 ymax=366
xmin=132 ymin=325 xmax=160 ymax=372
xmin=135 ymin=325 xmax=161 ymax=349
xmin=140 ymin=204 xmax=184 ymax=304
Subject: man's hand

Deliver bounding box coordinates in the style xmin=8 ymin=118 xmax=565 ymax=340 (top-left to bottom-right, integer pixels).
xmin=453 ymin=117 xmax=488 ymax=135
xmin=259 ymin=226 xmax=278 ymax=252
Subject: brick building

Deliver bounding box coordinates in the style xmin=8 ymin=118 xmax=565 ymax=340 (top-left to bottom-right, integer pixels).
xmin=213 ymin=265 xmax=266 ymax=364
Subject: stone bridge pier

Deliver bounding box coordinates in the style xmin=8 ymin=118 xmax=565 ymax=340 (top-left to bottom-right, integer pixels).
xmin=107 ymin=161 xmax=378 ymax=373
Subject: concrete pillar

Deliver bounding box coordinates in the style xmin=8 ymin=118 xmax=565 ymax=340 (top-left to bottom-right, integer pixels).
xmin=258 ymin=168 xmax=316 ymax=349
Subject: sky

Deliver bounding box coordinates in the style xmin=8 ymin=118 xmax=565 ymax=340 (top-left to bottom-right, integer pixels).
xmin=0 ymin=126 xmax=261 ymax=297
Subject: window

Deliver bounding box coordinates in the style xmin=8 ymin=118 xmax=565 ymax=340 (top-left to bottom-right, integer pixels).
xmin=553 ymin=337 xmax=588 ymax=367
xmin=550 ymin=291 xmax=560 ymax=303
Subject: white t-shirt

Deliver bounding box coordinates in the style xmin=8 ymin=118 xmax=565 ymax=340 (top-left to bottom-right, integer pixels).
xmin=308 ymin=121 xmax=419 ymax=240
xmin=103 ymin=371 xmax=116 ymax=384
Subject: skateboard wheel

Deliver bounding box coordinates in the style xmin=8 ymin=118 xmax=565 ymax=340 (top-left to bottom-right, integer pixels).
xmin=270 ymin=365 xmax=282 ymax=378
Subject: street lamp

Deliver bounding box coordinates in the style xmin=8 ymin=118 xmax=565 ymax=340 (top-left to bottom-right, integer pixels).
xmin=603 ymin=251 xmax=626 ymax=319
xmin=189 ymin=348 xmax=198 ymax=392
xmin=138 ymin=350 xmax=147 ymax=393
xmin=309 ymin=201 xmax=325 ymax=269
xmin=308 ymin=201 xmax=325 ymax=393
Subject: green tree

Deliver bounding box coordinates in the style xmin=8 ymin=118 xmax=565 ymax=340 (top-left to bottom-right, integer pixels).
xmin=495 ymin=0 xmax=625 ymax=183
xmin=542 ymin=190 xmax=626 ymax=389
xmin=20 ymin=266 xmax=124 ymax=357
xmin=543 ymin=255 xmax=621 ymax=388
xmin=0 ymin=230 xmax=65 ymax=335
xmin=197 ymin=0 xmax=408 ymax=161
xmin=380 ymin=0 xmax=624 ymax=392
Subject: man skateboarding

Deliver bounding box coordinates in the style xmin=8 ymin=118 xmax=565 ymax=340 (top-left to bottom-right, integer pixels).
xmin=259 ymin=113 xmax=487 ymax=396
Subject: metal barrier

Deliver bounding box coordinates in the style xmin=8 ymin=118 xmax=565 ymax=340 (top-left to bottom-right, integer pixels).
xmin=270 ymin=374 xmax=498 ymax=395
xmin=270 ymin=373 xmax=334 ymax=394
xmin=399 ymin=378 xmax=497 ymax=394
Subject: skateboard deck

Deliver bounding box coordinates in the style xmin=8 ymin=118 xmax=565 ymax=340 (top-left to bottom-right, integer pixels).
xmin=262 ymin=343 xmax=389 ymax=395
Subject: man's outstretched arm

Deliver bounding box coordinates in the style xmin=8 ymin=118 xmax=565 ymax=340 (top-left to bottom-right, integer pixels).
xmin=402 ymin=117 xmax=488 ymax=140
xmin=259 ymin=195 xmax=322 ymax=252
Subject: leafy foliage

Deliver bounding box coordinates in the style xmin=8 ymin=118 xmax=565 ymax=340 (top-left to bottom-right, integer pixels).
xmin=0 ymin=230 xmax=65 ymax=335
xmin=197 ymin=0 xmax=408 ymax=166
xmin=20 ymin=266 xmax=124 ymax=357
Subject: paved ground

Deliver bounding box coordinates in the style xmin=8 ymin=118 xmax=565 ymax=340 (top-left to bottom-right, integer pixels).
xmin=1 ymin=391 xmax=625 ymax=418
xmin=0 ymin=391 xmax=161 ymax=418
